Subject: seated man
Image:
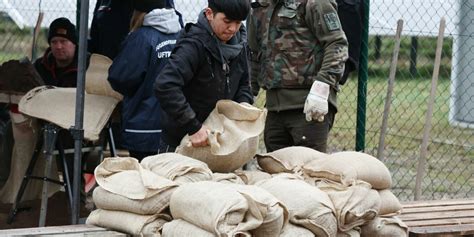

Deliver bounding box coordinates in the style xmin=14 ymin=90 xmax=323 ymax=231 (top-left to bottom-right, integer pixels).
xmin=0 ymin=17 xmax=87 ymax=204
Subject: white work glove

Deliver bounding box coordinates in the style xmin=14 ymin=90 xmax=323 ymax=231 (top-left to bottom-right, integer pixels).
xmin=303 ymin=81 xmax=330 ymax=122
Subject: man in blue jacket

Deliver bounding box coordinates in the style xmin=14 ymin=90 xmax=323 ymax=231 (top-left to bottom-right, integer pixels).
xmin=108 ymin=0 xmax=182 ymax=160
xmin=154 ymin=0 xmax=253 ymax=152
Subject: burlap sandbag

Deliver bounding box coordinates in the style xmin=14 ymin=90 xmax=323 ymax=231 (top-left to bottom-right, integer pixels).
xmin=280 ymin=223 xmax=315 ymax=237
xmin=0 ymin=117 xmax=60 ymax=203
xmin=303 ymin=151 xmax=392 ymax=189
xmin=176 ymin=100 xmax=266 ymax=172
xmin=316 ymin=180 xmax=380 ymax=232
xmin=19 ymin=86 xmax=119 ymax=141
xmin=141 ymin=153 xmax=212 ymax=184
xmin=162 ymin=219 xmax=218 ymax=237
xmin=85 ymin=54 xmax=123 ymax=101
xmin=234 ymin=170 xmax=272 ymax=185
xmin=256 ymin=176 xmax=337 ymax=237
xmin=212 ymin=173 xmax=245 ymax=184
xmin=170 ymin=181 xmax=265 ymax=236
xmin=95 ymin=157 xmax=178 ymax=199
xmin=256 ymin=146 xmax=328 ymax=174
xmin=93 ymin=185 xmax=175 ymax=215
xmin=337 ymin=228 xmax=361 ymax=237
xmin=86 ymin=209 xmax=171 ymax=235
xmin=378 ymin=189 xmax=402 ymax=216
xmin=360 ymin=216 xmax=408 ymax=237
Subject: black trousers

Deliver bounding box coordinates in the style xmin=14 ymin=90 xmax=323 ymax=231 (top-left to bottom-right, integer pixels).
xmin=264 ymin=105 xmax=336 ymax=153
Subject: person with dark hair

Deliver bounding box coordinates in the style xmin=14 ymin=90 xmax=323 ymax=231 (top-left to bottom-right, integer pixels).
xmin=108 ymin=0 xmax=182 ymax=160
xmin=154 ymin=0 xmax=253 ymax=152
xmin=248 ymin=0 xmax=348 ymax=153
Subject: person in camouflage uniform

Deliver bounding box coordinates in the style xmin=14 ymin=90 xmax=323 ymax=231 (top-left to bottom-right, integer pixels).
xmin=248 ymin=0 xmax=348 ymax=152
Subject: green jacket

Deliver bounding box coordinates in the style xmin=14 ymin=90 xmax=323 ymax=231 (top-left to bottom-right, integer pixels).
xmin=248 ymin=0 xmax=348 ymax=111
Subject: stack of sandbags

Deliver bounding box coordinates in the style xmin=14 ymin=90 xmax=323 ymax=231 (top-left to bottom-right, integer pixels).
xmin=302 ymin=151 xmax=407 ymax=236
xmin=86 ymin=157 xmax=178 ymax=235
xmin=176 ymin=100 xmax=267 ymax=172
xmin=164 ymin=181 xmax=288 ymax=237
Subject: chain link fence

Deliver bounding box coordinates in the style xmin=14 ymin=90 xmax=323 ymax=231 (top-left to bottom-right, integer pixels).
xmin=0 ymin=0 xmax=472 ymax=202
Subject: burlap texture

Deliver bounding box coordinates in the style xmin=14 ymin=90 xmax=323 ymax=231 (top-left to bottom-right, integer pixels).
xmin=0 ymin=116 xmax=60 ymax=203
xmin=94 ymin=157 xmax=178 ymax=199
xmin=162 ymin=219 xmax=217 ymax=237
xmin=256 ymin=176 xmax=337 ymax=237
xmin=170 ymin=181 xmax=266 ymax=236
xmin=303 ymin=151 xmax=392 ymax=190
xmin=360 ymin=216 xmax=408 ymax=237
xmin=140 ymin=153 xmax=212 ymax=184
xmin=93 ymin=185 xmax=175 ymax=215
xmin=85 ymin=54 xmax=123 ymax=101
xmin=18 ymin=86 xmax=119 ymax=141
xmin=86 ymin=209 xmax=171 ymax=235
xmin=212 ymin=173 xmax=245 ymax=184
xmin=234 ymin=170 xmax=272 ymax=185
xmin=176 ymin=100 xmax=266 ymax=172
xmin=378 ymin=189 xmax=403 ymax=216
xmin=256 ymin=146 xmax=328 ymax=174
xmin=315 ymin=180 xmax=380 ymax=232
xmin=280 ymin=223 xmax=315 ymax=237
xmin=336 ymin=228 xmax=361 ymax=237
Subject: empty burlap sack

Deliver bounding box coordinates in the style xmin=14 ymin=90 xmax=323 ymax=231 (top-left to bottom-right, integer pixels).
xmin=378 ymin=189 xmax=402 ymax=216
xmin=256 ymin=146 xmax=328 ymax=174
xmin=316 ymin=180 xmax=380 ymax=232
xmin=360 ymin=216 xmax=408 ymax=237
xmin=85 ymin=54 xmax=123 ymax=101
xmin=93 ymin=185 xmax=175 ymax=215
xmin=162 ymin=219 xmax=220 ymax=237
xmin=234 ymin=170 xmax=272 ymax=185
xmin=303 ymin=151 xmax=392 ymax=189
xmin=256 ymin=176 xmax=337 ymax=237
xmin=141 ymin=153 xmax=212 ymax=184
xmin=95 ymin=157 xmax=178 ymax=199
xmin=212 ymin=173 xmax=245 ymax=184
xmin=18 ymin=86 xmax=119 ymax=141
xmin=86 ymin=209 xmax=171 ymax=235
xmin=176 ymin=100 xmax=266 ymax=172
xmin=280 ymin=223 xmax=315 ymax=237
xmin=170 ymin=181 xmax=267 ymax=236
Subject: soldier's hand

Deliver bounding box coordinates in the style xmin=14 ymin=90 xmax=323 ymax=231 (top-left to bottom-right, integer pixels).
xmin=189 ymin=125 xmax=209 ymax=147
xmin=303 ymin=81 xmax=329 ymax=122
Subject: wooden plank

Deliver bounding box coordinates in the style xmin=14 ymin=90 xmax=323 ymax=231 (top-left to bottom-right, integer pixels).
xmin=400 ymin=210 xmax=474 ymax=221
xmin=409 ymin=224 xmax=474 ymax=235
xmin=402 ymin=204 xmax=474 ymax=214
xmin=402 ymin=217 xmax=474 ymax=227
xmin=0 ymin=224 xmax=126 ymax=236
xmin=402 ymin=199 xmax=474 ymax=208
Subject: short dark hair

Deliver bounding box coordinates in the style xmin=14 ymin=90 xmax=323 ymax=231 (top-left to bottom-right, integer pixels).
xmin=134 ymin=0 xmax=166 ymax=13
xmin=208 ymin=0 xmax=250 ymax=21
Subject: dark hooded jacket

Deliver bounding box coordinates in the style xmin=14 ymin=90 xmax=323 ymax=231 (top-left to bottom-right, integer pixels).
xmin=34 ymin=47 xmax=84 ymax=87
xmin=108 ymin=8 xmax=182 ymax=153
xmin=154 ymin=11 xmax=254 ymax=147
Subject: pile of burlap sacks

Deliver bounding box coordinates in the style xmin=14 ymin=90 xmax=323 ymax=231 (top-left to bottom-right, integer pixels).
xmin=86 ymin=100 xmax=408 ymax=236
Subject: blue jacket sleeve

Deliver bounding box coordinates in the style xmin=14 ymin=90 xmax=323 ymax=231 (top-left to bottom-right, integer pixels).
xmin=108 ymin=31 xmax=151 ymax=96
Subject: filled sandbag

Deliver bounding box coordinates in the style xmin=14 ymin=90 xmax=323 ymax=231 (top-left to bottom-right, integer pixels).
xmin=85 ymin=53 xmax=123 ymax=101
xmin=170 ymin=181 xmax=264 ymax=236
xmin=303 ymin=151 xmax=392 ymax=189
xmin=256 ymin=176 xmax=337 ymax=237
xmin=212 ymin=173 xmax=245 ymax=184
xmin=176 ymin=100 xmax=266 ymax=172
xmin=141 ymin=153 xmax=212 ymax=184
xmin=280 ymin=223 xmax=315 ymax=237
xmin=93 ymin=186 xmax=175 ymax=215
xmin=360 ymin=216 xmax=408 ymax=237
xmin=256 ymin=146 xmax=328 ymax=174
xmin=95 ymin=157 xmax=178 ymax=199
xmin=316 ymin=180 xmax=380 ymax=232
xmin=86 ymin=209 xmax=171 ymax=235
xmin=234 ymin=170 xmax=272 ymax=185
xmin=378 ymin=189 xmax=403 ymax=216
xmin=162 ymin=219 xmax=221 ymax=237
xmin=337 ymin=228 xmax=361 ymax=237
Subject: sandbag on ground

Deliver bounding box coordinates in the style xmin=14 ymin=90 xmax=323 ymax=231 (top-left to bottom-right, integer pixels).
xmin=256 ymin=176 xmax=337 ymax=237
xmin=303 ymin=151 xmax=392 ymax=190
xmin=141 ymin=153 xmax=212 ymax=184
xmin=176 ymin=100 xmax=266 ymax=172
xmin=280 ymin=223 xmax=315 ymax=237
xmin=95 ymin=157 xmax=178 ymax=199
xmin=212 ymin=173 xmax=245 ymax=184
xmin=86 ymin=209 xmax=171 ymax=235
xmin=234 ymin=170 xmax=272 ymax=185
xmin=378 ymin=189 xmax=403 ymax=216
xmin=360 ymin=216 xmax=408 ymax=237
xmin=162 ymin=219 xmax=219 ymax=237
xmin=256 ymin=146 xmax=328 ymax=174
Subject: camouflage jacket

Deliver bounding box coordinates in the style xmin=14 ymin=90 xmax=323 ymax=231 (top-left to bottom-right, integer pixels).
xmin=248 ymin=0 xmax=348 ymax=94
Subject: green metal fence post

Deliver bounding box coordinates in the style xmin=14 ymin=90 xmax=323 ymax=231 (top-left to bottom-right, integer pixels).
xmin=355 ymin=0 xmax=370 ymax=151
